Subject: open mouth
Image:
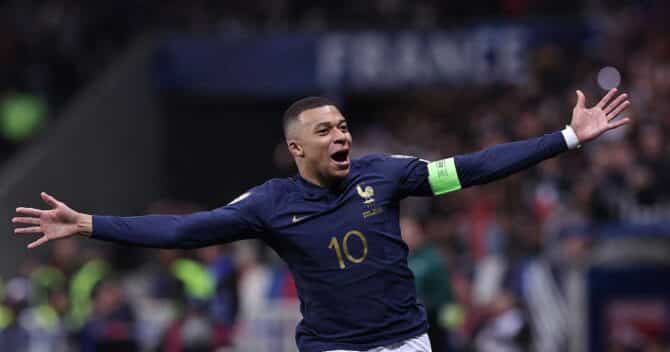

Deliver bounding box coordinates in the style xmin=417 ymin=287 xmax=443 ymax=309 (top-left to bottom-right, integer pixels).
xmin=331 ymin=150 xmax=349 ymax=162
xmin=330 ymin=149 xmax=350 ymax=169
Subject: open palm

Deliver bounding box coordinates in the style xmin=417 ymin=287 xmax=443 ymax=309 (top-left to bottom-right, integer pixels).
xmin=13 ymin=192 xmax=81 ymax=248
xmin=570 ymin=88 xmax=631 ymax=143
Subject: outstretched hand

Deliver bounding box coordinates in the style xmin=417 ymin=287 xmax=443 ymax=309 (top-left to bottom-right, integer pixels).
xmin=570 ymin=88 xmax=631 ymax=144
xmin=13 ymin=192 xmax=90 ymax=249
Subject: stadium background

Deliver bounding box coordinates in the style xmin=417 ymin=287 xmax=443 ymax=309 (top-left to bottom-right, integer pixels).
xmin=0 ymin=1 xmax=669 ymax=351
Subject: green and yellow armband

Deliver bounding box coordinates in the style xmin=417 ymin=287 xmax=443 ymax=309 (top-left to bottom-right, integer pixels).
xmin=428 ymin=157 xmax=461 ymax=195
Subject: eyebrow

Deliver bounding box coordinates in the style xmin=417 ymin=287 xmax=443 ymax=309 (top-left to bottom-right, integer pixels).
xmin=313 ymin=119 xmax=347 ymax=131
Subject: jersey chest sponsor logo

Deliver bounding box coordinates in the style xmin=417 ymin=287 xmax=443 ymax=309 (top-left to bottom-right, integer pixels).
xmin=292 ymin=214 xmax=309 ymax=223
xmin=290 ymin=183 xmax=383 ymax=224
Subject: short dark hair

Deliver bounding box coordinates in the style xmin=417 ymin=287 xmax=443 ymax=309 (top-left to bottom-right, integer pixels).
xmin=283 ymin=96 xmax=336 ymax=138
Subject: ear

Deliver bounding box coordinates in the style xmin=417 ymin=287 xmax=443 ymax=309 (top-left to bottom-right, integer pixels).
xmin=287 ymin=139 xmax=304 ymax=158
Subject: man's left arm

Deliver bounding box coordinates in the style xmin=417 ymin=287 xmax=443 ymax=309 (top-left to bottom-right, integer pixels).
xmin=391 ymin=89 xmax=631 ymax=197
xmin=428 ymin=88 xmax=630 ymax=195
xmin=429 ymin=129 xmax=571 ymax=195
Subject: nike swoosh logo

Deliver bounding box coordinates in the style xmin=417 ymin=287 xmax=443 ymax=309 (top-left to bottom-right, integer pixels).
xmin=292 ymin=215 xmax=309 ymax=223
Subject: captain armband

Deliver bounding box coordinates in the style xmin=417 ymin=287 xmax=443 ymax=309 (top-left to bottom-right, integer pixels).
xmin=427 ymin=157 xmax=462 ymax=195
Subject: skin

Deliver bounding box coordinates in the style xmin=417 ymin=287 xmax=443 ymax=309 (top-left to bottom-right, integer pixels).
xmin=285 ymin=105 xmax=352 ymax=188
xmin=13 ymin=89 xmax=631 ymax=249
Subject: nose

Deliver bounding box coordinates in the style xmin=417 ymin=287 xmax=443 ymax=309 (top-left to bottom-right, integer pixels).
xmin=333 ymin=128 xmax=347 ymax=145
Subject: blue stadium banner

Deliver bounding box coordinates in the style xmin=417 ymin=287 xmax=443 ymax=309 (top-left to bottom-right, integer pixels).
xmin=155 ymin=23 xmax=592 ymax=97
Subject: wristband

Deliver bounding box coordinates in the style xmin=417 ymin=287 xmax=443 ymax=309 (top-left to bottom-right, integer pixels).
xmin=562 ymin=125 xmax=581 ymax=149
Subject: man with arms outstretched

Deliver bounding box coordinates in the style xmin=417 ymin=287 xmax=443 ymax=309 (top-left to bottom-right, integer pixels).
xmin=13 ymin=89 xmax=630 ymax=352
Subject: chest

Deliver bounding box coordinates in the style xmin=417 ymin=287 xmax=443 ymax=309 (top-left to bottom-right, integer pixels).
xmin=266 ymin=176 xmax=406 ymax=271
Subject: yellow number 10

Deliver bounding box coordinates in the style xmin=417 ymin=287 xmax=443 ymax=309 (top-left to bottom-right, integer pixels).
xmin=328 ymin=230 xmax=368 ymax=269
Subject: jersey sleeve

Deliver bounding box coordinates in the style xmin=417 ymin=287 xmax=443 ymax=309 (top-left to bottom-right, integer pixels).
xmin=379 ymin=154 xmax=433 ymax=198
xmin=427 ymin=131 xmax=568 ymax=195
xmin=91 ymin=183 xmax=273 ymax=249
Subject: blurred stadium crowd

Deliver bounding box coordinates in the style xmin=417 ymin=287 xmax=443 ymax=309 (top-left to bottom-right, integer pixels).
xmin=1 ymin=0 xmax=670 ymax=351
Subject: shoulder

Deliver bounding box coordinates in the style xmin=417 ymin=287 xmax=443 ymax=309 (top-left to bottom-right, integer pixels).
xmin=227 ymin=178 xmax=280 ymax=206
xmin=352 ymin=153 xmax=428 ymax=171
xmin=239 ymin=177 xmax=302 ymax=203
xmin=351 ymin=153 xmax=389 ymax=169
xmin=243 ymin=177 xmax=293 ymax=196
xmin=226 ymin=178 xmax=296 ymax=218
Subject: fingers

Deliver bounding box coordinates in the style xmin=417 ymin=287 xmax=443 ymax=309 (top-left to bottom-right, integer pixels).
xmin=12 ymin=217 xmax=40 ymax=225
xmin=16 ymin=207 xmax=43 ymax=217
xmin=575 ymin=90 xmax=586 ymax=109
xmin=14 ymin=226 xmax=43 ymax=235
xmin=28 ymin=236 xmax=49 ymax=249
xmin=41 ymin=192 xmax=60 ymax=208
xmin=607 ymin=100 xmax=631 ymax=120
xmin=603 ymin=93 xmax=627 ymax=114
xmin=596 ymin=88 xmax=618 ymax=109
xmin=17 ymin=192 xmax=60 ymax=215
xmin=608 ymin=117 xmax=631 ymax=130
xmin=603 ymin=92 xmax=628 ymax=114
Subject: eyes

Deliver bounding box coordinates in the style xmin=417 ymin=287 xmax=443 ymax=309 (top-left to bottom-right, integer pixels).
xmin=316 ymin=122 xmax=348 ymax=136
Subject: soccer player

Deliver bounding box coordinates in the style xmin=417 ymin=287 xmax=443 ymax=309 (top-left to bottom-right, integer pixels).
xmin=13 ymin=89 xmax=630 ymax=352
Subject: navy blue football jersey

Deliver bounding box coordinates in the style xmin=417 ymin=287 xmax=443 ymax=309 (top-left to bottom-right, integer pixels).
xmin=93 ymin=131 xmax=569 ymax=351
xmin=260 ymin=154 xmax=432 ymax=351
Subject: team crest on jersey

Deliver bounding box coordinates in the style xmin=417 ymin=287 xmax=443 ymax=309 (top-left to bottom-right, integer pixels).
xmin=357 ymin=184 xmax=383 ymax=219
xmin=356 ymin=184 xmax=375 ymax=205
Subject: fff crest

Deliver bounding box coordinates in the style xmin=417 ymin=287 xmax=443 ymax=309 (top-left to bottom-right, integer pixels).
xmin=356 ymin=184 xmax=375 ymax=204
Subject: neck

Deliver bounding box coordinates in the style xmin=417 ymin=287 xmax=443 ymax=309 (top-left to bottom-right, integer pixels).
xmin=298 ymin=169 xmax=330 ymax=188
xmin=297 ymin=163 xmax=337 ymax=189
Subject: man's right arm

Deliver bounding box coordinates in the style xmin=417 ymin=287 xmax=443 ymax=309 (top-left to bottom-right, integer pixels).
xmin=89 ymin=206 xmax=265 ymax=249
xmin=14 ymin=186 xmax=271 ymax=249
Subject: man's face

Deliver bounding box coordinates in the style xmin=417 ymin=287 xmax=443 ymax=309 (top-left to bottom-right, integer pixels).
xmin=288 ymin=105 xmax=352 ymax=183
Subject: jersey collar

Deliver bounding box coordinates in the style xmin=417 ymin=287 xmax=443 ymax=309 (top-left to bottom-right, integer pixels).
xmin=295 ymin=174 xmax=351 ymax=200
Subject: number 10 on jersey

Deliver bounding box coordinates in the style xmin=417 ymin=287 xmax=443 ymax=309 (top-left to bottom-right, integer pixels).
xmin=328 ymin=230 xmax=368 ymax=269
